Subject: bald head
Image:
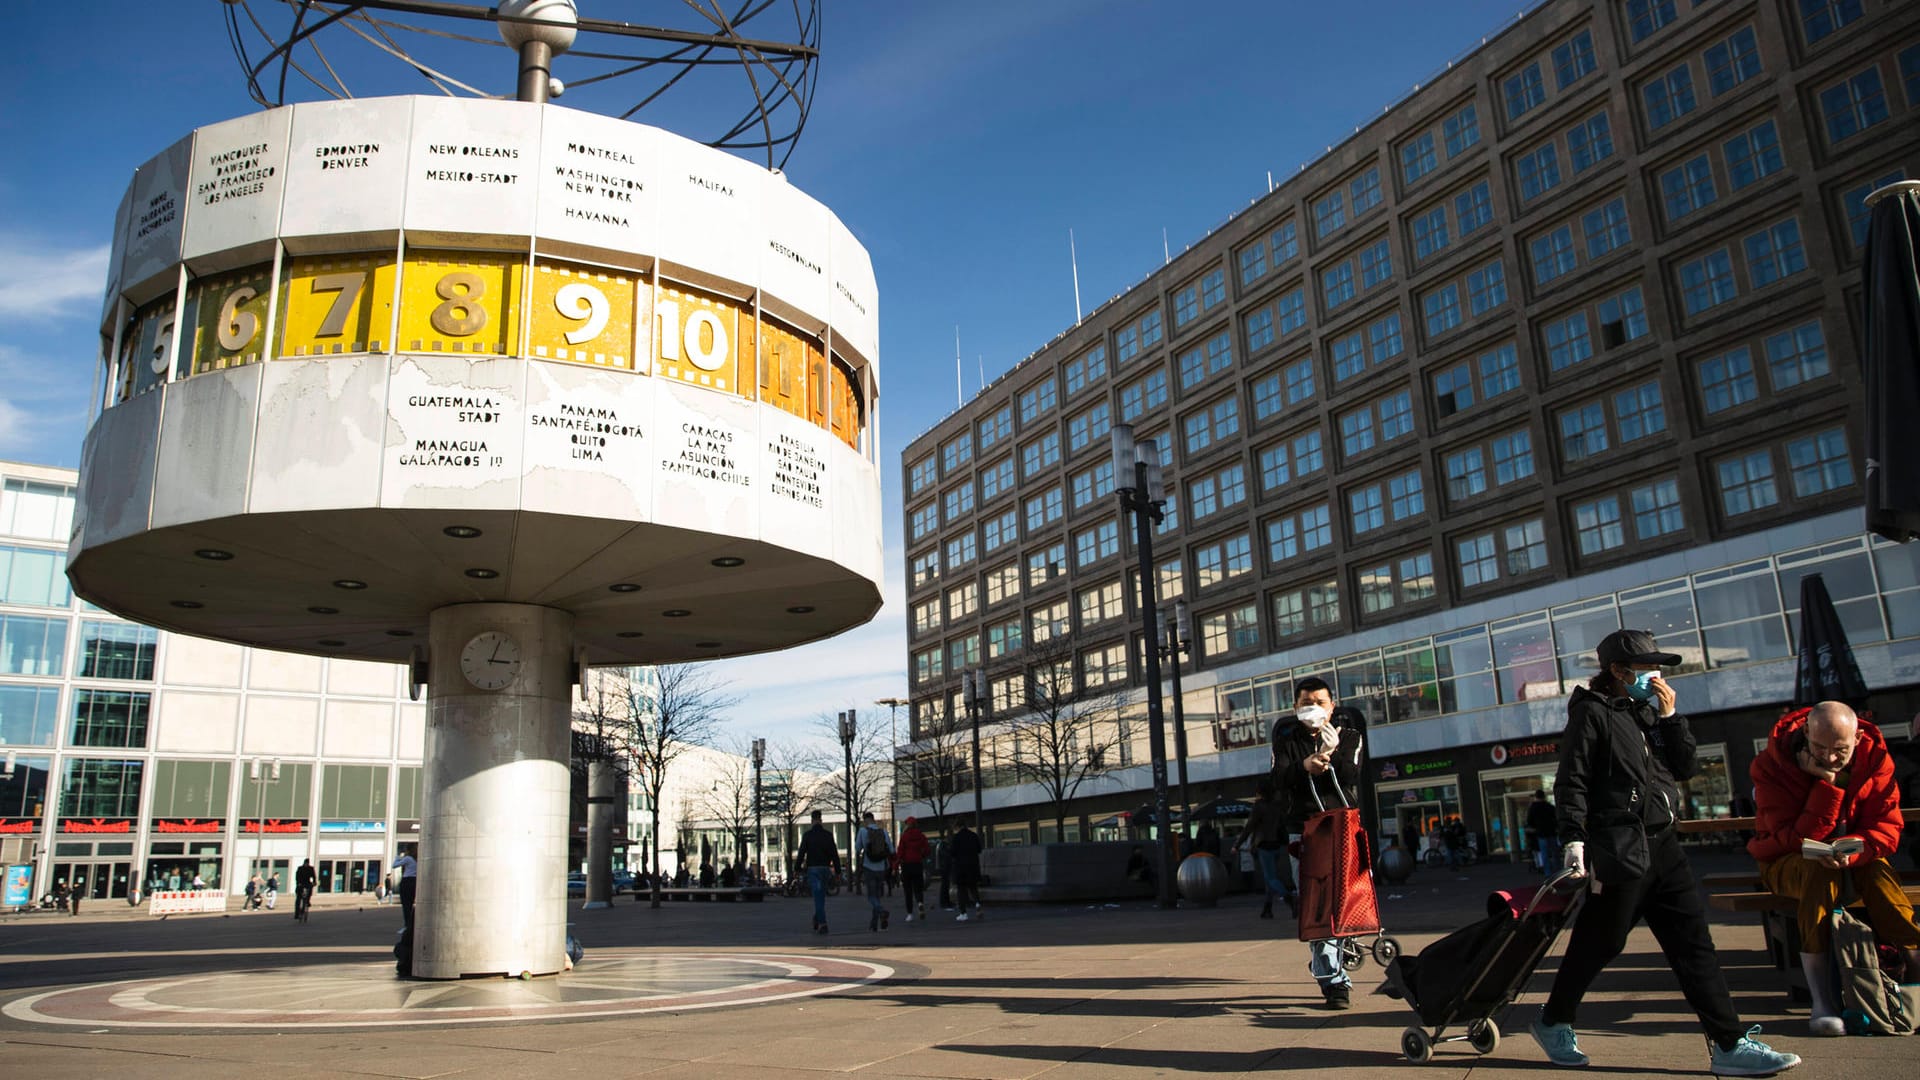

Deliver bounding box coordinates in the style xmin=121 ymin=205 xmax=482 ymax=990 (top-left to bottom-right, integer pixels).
xmin=1804 ymin=701 xmax=1859 ymax=770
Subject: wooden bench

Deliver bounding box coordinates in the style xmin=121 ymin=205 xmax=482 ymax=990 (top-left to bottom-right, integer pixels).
xmin=650 ymin=885 xmax=770 ymax=902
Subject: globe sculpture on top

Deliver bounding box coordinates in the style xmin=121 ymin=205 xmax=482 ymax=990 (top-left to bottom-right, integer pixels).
xmin=70 ymin=0 xmax=877 ymax=980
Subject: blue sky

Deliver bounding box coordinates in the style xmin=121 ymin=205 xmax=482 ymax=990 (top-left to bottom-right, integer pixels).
xmin=0 ymin=0 xmax=1535 ymax=754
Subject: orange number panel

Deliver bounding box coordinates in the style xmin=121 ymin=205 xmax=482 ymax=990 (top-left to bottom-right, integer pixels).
xmin=527 ymin=259 xmax=637 ymax=370
xmin=654 ymin=283 xmax=742 ymax=394
xmin=278 ymin=253 xmax=398 ymax=357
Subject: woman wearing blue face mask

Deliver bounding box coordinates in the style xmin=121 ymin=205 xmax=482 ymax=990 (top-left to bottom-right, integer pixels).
xmin=1529 ymin=630 xmax=1802 ymax=1078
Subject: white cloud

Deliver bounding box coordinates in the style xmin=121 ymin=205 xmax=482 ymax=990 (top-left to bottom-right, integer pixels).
xmin=0 ymin=236 xmax=110 ymax=320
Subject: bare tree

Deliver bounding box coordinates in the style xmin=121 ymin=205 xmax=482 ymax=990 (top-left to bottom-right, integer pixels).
xmin=811 ymin=708 xmax=894 ymax=847
xmin=627 ymin=664 xmax=736 ymax=906
xmin=997 ymin=637 xmax=1125 ymax=841
xmin=761 ymin=740 xmax=824 ymax=879
xmin=696 ymin=745 xmax=757 ymax=876
xmin=901 ymin=710 xmax=974 ymax=832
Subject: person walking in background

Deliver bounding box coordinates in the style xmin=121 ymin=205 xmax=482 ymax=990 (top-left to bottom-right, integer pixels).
xmin=391 ymin=848 xmax=418 ymax=933
xmin=854 ymin=811 xmax=894 ymax=932
xmin=1231 ymin=777 xmax=1296 ymax=918
xmin=264 ymin=871 xmax=280 ymax=910
xmin=1270 ymin=676 xmax=1365 ymax=1010
xmin=1747 ymin=701 xmax=1920 ymax=1035
xmin=936 ymin=836 xmax=954 ymax=910
xmin=1531 ymin=630 xmax=1799 ymax=1077
xmin=950 ymin=821 xmax=983 ymax=921
xmin=896 ymin=817 xmax=931 ymax=922
xmin=1527 ymin=790 xmax=1559 ymax=874
xmin=796 ymin=809 xmax=840 ymax=935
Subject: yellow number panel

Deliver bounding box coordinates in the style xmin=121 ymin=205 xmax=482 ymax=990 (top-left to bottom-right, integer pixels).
xmin=278 ymin=253 xmax=397 ymax=357
xmin=185 ymin=264 xmax=273 ymax=374
xmin=654 ymin=283 xmax=742 ymax=394
xmin=830 ymin=357 xmax=863 ymax=450
xmin=399 ymin=249 xmax=522 ymax=356
xmin=527 ymin=260 xmax=636 ymax=370
xmin=755 ymin=317 xmax=822 ymax=423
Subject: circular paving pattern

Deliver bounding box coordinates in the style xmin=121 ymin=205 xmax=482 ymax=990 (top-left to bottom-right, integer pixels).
xmin=1 ymin=950 xmax=893 ymax=1030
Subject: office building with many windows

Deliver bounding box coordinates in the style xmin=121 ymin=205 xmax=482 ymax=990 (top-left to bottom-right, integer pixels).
xmin=895 ymin=0 xmax=1920 ymax=855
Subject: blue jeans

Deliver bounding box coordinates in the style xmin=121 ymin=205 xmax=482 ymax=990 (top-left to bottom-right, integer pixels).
xmin=1288 ymin=836 xmax=1351 ymax=992
xmin=1255 ymin=848 xmax=1294 ymax=902
xmin=807 ymin=866 xmax=831 ymax=927
xmin=863 ymin=868 xmax=887 ymax=913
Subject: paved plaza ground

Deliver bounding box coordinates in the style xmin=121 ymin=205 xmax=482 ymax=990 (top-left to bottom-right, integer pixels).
xmin=0 ymin=852 xmax=1909 ymax=1078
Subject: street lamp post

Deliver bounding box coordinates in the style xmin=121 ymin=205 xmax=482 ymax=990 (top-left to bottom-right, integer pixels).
xmin=1110 ymin=424 xmax=1179 ymax=910
xmin=875 ymin=696 xmax=908 ymax=831
xmin=751 ymin=738 xmax=766 ymax=884
xmin=247 ymin=757 xmax=281 ymax=888
xmin=837 ymin=709 xmax=857 ymax=850
xmin=1164 ymin=599 xmax=1194 ymax=839
xmin=961 ymin=670 xmax=987 ymax=838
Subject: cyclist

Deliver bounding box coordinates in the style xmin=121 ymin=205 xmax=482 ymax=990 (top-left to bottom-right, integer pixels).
xmin=294 ymin=858 xmax=317 ymax=922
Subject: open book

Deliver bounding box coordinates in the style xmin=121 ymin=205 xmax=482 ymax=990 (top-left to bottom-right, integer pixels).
xmin=1802 ymin=836 xmax=1865 ymax=859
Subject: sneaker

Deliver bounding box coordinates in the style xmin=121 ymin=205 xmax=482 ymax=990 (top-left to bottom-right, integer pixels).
xmin=956 ymin=912 xmax=969 ymax=921
xmin=816 ymin=923 xmax=828 ymax=935
xmin=905 ymin=913 xmax=914 ymax=923
xmin=880 ymin=910 xmax=890 ymax=930
xmin=918 ymin=903 xmax=926 ymax=918
xmin=1322 ymin=985 xmax=1351 ymax=1010
xmin=1807 ymin=1015 xmax=1843 ymax=1037
xmin=1529 ymin=1012 xmax=1590 ymax=1068
xmin=1709 ymin=1027 xmax=1800 ymax=1077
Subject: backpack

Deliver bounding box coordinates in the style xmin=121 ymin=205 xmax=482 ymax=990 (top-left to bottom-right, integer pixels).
xmin=1831 ymin=904 xmax=1920 ymax=1035
xmin=863 ymin=827 xmax=890 ymax=863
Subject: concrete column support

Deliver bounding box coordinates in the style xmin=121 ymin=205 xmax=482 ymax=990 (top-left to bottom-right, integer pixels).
xmin=416 ymin=602 xmax=574 ymax=980
xmin=583 ymin=758 xmax=617 ymax=909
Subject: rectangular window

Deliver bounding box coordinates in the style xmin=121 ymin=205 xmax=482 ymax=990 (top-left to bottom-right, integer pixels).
xmin=1644 ymin=64 xmax=1697 ymax=130
xmin=1359 ymin=563 xmax=1395 ymax=615
xmin=1402 ymin=132 xmax=1438 ymax=184
xmin=1598 ymin=285 xmax=1650 ymax=347
xmin=1349 ymin=484 xmax=1384 ymax=535
xmin=1434 ymin=362 xmax=1473 ymax=417
xmin=1250 ymin=372 xmax=1284 ymax=421
xmin=1574 ymin=496 xmax=1626 ymax=555
xmin=71 ymin=688 xmax=151 ymax=748
xmin=983 ymin=508 xmax=1018 ymax=551
xmin=944 ymin=483 xmax=975 ymax=522
xmin=1200 ymin=603 xmax=1261 ymax=657
xmin=0 ymin=479 xmax=75 ymax=540
xmin=1660 ymin=155 xmax=1717 ymax=221
xmin=1699 ymin=345 xmax=1757 ymax=413
xmin=910 ymin=503 xmax=937 ymax=542
xmin=1577 ymin=199 xmax=1629 ymax=263
xmin=1020 ymin=432 xmax=1061 ymax=477
xmin=1468 ymin=260 xmax=1506 ymax=315
xmin=1027 ymin=541 xmax=1067 ymax=589
xmin=1189 ymin=474 xmax=1221 ymax=520
xmin=1706 ymin=27 xmax=1762 ymax=96
xmin=1530 ymin=226 xmax=1577 ymax=286
xmin=1567 ymin=111 xmax=1615 ymax=173
xmin=1844 ymin=171 xmax=1907 ymax=249
xmin=1545 ymin=312 xmax=1593 ymax=371
xmin=1378 ymin=391 xmax=1414 ymax=441
xmin=1389 ymin=469 xmax=1425 ymax=520
xmin=1076 ymin=580 xmax=1125 ymax=627
xmin=1423 ymin=283 xmax=1462 ymax=337
xmin=1276 ymin=288 xmax=1307 ymax=335
xmin=1284 ymin=357 xmax=1316 ymax=406
xmin=909 ymin=456 xmax=936 ymax=495
xmin=1559 ymin=402 xmax=1610 ymax=462
xmin=947 ymin=582 xmax=979 ymax=620
xmin=1820 ymin=69 xmax=1888 ymax=144
xmin=1479 ymin=343 xmax=1522 ymax=400
xmin=1181 ymin=397 xmax=1239 ymax=456
xmin=1445 ymin=447 xmax=1488 ymax=501
xmin=1063 ymin=346 xmax=1107 ymax=397
xmin=1239 ymin=241 xmax=1269 ymax=288
xmin=911 ymin=550 xmax=939 ymax=588
xmin=1458 ymin=533 xmax=1499 ymax=588
xmin=1412 ymin=206 xmax=1449 ymax=261
xmin=978 ymin=405 xmax=1013 ymax=450
xmin=1201 ymin=268 xmax=1226 ymax=311
xmin=1504 ymin=517 xmax=1549 ymax=575
xmin=1018 ymin=378 xmax=1058 ymax=423
xmin=1340 ymin=405 xmax=1376 ymax=457
xmin=1505 ymin=63 xmax=1546 ymax=120
xmin=981 ymin=457 xmax=1014 ymax=501
xmin=1517 ymin=144 xmax=1561 ymax=201
xmin=1368 ymin=312 xmax=1404 ymax=365
xmin=1352 ymin=168 xmax=1383 ymax=214
xmin=1903 ymin=43 xmax=1920 ymax=106
xmin=1314 ymin=190 xmax=1346 ymax=238
xmin=941 ymin=433 xmax=972 ymax=473
xmin=1118 ymin=369 xmax=1168 ymax=422
xmin=1628 ymin=0 xmax=1678 ymax=43
xmin=59 ymin=758 xmax=144 ymax=819
xmin=1030 ymin=601 xmax=1070 ymax=644
xmin=1066 ymin=401 xmax=1113 ymax=453
xmin=986 ymin=564 xmax=1021 ymax=606
xmin=1399 ymin=550 xmax=1437 ymax=603
xmin=0 ymin=543 xmax=73 ymax=608
xmin=1614 ymin=380 xmax=1666 ymax=442
xmin=1258 ymin=442 xmax=1291 ymax=492
xmin=1492 ymin=428 xmax=1535 ymax=484
xmin=1331 ymin=331 xmax=1366 ymax=383
xmin=1302 ymin=503 xmax=1333 ymax=550
xmin=1724 ymin=120 xmax=1784 ymax=190
xmin=948 ymin=635 xmax=979 ymax=671
xmin=987 ymin=618 xmax=1024 ymax=659
xmin=1786 ymin=427 xmax=1853 ymax=496
xmin=0 ymin=614 xmax=67 ymax=676
xmin=1294 ymin=429 xmax=1325 ymax=476
xmin=1270 ymin=220 xmax=1299 ymax=264
xmin=1745 ymin=220 xmax=1807 ymax=288
xmin=1455 ymin=181 xmax=1494 ymax=235
xmin=1630 ymin=477 xmax=1685 ymax=538
xmin=1765 ymin=321 xmax=1829 ymax=389
xmin=1244 ymin=308 xmax=1275 ymax=354
xmin=1173 ymin=283 xmax=1200 ymax=329
xmin=1799 ymin=0 xmax=1863 ymax=45
xmin=1322 ymin=262 xmax=1356 ymax=310
xmin=1359 ymin=239 xmax=1393 ymax=290
xmin=1553 ymin=30 xmax=1597 ymax=89
xmin=1717 ymin=449 xmax=1779 ymax=515
xmin=77 ymin=621 xmax=159 ymax=681
xmin=1444 ymin=104 xmax=1481 ymax=157
xmin=945 ymin=533 xmax=977 ymax=568
xmin=1024 ymin=485 xmax=1064 ymax=530
xmin=1072 ymin=520 xmax=1120 ymax=567
xmin=1679 ymin=249 xmax=1737 ymax=315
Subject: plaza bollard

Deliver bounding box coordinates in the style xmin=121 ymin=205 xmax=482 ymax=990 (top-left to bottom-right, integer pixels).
xmin=1376 ymin=842 xmax=1415 ymax=885
xmin=1176 ymin=852 xmax=1229 ymax=907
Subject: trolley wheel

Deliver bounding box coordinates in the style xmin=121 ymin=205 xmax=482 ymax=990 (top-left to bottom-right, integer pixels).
xmin=1467 ymin=1018 xmax=1500 ymax=1055
xmin=1372 ymin=935 xmax=1402 ymax=966
xmin=1341 ymin=940 xmax=1365 ymax=971
xmin=1401 ymin=1026 xmax=1433 ymax=1063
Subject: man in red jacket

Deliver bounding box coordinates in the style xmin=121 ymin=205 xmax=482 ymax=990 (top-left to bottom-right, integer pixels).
xmin=1749 ymin=701 xmax=1920 ymax=1035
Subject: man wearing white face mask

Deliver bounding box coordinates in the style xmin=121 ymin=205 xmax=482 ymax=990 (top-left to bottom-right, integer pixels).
xmin=1530 ymin=630 xmax=1801 ymax=1077
xmin=1270 ymin=675 xmax=1364 ymax=1009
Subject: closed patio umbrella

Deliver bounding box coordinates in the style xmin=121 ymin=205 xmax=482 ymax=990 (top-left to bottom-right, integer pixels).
xmin=1792 ymin=573 xmax=1869 ymax=710
xmin=1859 ymin=180 xmax=1920 ymax=543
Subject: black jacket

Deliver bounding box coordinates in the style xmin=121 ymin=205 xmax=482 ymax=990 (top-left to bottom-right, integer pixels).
xmin=1269 ymin=707 xmax=1364 ymax=833
xmin=1525 ymin=797 xmax=1556 ymax=840
xmin=797 ymin=825 xmax=840 ymax=871
xmin=949 ymin=827 xmax=983 ymax=881
xmin=1553 ymin=684 xmax=1697 ymax=845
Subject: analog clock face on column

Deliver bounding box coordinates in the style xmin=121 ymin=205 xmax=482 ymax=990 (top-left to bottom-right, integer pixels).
xmin=459 ymin=630 xmax=523 ymax=690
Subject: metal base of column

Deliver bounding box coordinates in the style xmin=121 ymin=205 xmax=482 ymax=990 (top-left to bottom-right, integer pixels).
xmin=414 ymin=603 xmax=574 ymax=980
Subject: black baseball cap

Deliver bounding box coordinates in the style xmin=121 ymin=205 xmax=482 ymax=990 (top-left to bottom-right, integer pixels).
xmin=1596 ymin=629 xmax=1681 ymax=668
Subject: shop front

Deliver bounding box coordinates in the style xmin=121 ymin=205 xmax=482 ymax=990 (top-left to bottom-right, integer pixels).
xmin=51 ymin=822 xmax=137 ymax=901
xmin=1477 ymin=738 xmax=1561 ymax=863
xmin=148 ymin=816 xmax=225 ymax=892
xmin=317 ymin=818 xmax=388 ymax=893
xmin=235 ymin=817 xmax=308 ymax=893
xmin=1373 ymin=754 xmax=1464 ymax=859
